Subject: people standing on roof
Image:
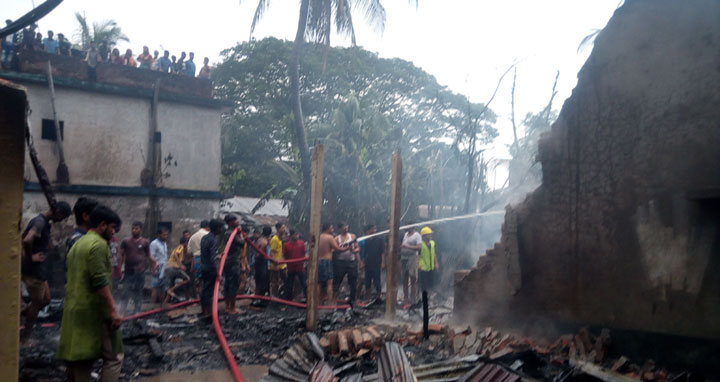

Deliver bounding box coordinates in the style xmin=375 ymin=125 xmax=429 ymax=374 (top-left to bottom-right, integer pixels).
xmin=57 ymin=33 xmax=71 ymax=56
xmin=118 ymin=221 xmax=158 ymax=314
xmin=185 ymin=52 xmax=196 ymax=76
xmin=22 ymin=24 xmax=36 ymax=50
xmin=122 ymin=48 xmax=136 ymax=67
xmin=418 ymin=226 xmax=439 ymax=293
xmin=109 ymin=48 xmax=123 ymax=65
xmin=42 ymin=30 xmax=58 ymax=54
xmin=158 ymin=50 xmax=172 ymax=73
xmin=149 ymin=227 xmax=169 ymax=304
xmin=85 ymin=41 xmax=101 ymax=81
xmin=219 ymin=214 xmax=247 ymax=314
xmin=20 ymin=201 xmax=72 ymax=342
xmin=2 ymin=20 xmax=18 ymax=69
xmin=137 ymin=46 xmax=153 ymax=69
xmin=283 ymin=229 xmax=307 ymax=301
xmin=200 ymin=219 xmax=224 ymax=317
xmin=150 ymin=50 xmax=160 ymax=70
xmin=333 ymin=222 xmax=360 ymax=306
xmin=269 ymin=223 xmax=287 ymax=298
xmin=400 ymin=225 xmax=422 ymax=305
xmin=198 ymin=57 xmax=211 ymax=79
xmin=57 ymin=205 xmax=124 ymax=382
xmin=34 ymin=32 xmax=42 ymax=51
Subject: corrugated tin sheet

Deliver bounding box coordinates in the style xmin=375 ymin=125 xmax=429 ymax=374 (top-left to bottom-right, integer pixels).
xmin=310 ymin=362 xmax=338 ymax=382
xmin=221 ymin=196 xmax=288 ymax=217
xmin=458 ymin=363 xmax=520 ymax=382
xmin=378 ymin=342 xmax=417 ymax=382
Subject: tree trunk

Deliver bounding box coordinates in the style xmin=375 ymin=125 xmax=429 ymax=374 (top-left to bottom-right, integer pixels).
xmin=290 ymin=0 xmax=312 ymax=191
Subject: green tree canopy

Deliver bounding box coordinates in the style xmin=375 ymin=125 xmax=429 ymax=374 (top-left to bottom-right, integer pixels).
xmin=214 ymin=37 xmax=497 ymax=230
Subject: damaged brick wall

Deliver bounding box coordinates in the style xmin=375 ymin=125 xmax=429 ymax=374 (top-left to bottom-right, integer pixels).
xmin=455 ymin=0 xmax=720 ymax=339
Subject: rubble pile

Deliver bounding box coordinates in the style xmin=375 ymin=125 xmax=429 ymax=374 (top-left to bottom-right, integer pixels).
xmin=264 ymin=320 xmax=691 ymax=382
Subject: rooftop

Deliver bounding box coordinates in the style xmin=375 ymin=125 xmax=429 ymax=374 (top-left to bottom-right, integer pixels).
xmin=0 ymin=49 xmax=230 ymax=109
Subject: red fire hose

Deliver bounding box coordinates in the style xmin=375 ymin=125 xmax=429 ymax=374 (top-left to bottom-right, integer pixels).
xmin=213 ymin=227 xmax=244 ymax=381
xmin=118 ymin=228 xmax=351 ymax=382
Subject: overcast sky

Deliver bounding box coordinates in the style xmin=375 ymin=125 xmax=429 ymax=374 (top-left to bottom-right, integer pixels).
xmin=3 ymin=0 xmax=620 ymax=188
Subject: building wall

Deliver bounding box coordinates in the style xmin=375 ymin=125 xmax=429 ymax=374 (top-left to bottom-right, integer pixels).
xmin=22 ymin=83 xmax=222 ymax=191
xmin=455 ymin=0 xmax=720 ymax=340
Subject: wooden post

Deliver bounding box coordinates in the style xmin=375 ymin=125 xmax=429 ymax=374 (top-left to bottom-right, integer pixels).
xmin=0 ymin=80 xmax=28 ymax=381
xmin=385 ymin=151 xmax=402 ymax=318
xmin=306 ymin=143 xmax=324 ymax=331
xmin=143 ymin=80 xmax=161 ymax=236
xmin=46 ymin=61 xmax=69 ymax=184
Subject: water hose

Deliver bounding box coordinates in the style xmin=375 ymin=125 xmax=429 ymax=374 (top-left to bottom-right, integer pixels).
xmin=213 ymin=227 xmax=244 ymax=382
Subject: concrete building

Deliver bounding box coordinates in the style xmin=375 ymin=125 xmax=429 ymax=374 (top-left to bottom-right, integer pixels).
xmin=454 ymin=0 xmax=720 ymax=360
xmin=1 ymin=49 xmax=226 ymax=289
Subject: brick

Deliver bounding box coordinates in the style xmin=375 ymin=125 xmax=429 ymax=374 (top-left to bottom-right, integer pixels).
xmin=338 ymin=331 xmax=350 ymax=356
xmin=329 ymin=332 xmax=339 ymax=354
xmin=428 ymin=323 xmax=445 ymax=333
xmin=366 ymin=326 xmax=382 ymax=346
xmin=362 ymin=332 xmax=373 ymax=348
xmin=351 ymin=329 xmax=364 ymax=350
xmin=319 ymin=337 xmax=330 ymax=351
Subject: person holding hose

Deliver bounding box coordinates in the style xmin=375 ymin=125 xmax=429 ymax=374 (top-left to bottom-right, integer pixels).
xmin=200 ymin=219 xmax=225 ymax=317
xmin=418 ymin=226 xmax=439 ymax=293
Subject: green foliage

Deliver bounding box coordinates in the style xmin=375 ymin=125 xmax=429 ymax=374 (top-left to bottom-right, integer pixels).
xmin=214 ymin=38 xmax=497 ymax=231
xmin=73 ymin=12 xmax=129 ymax=50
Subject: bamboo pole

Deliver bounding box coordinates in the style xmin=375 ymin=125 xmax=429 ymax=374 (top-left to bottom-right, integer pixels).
xmin=46 ymin=61 xmax=69 ymax=184
xmin=306 ymin=143 xmax=324 ymax=331
xmin=385 ymin=151 xmax=402 ymax=318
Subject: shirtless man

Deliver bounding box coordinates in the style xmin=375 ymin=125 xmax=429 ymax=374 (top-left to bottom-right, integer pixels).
xmin=317 ymin=223 xmax=346 ymax=305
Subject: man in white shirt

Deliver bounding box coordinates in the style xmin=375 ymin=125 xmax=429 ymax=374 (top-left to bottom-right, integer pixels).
xmin=187 ymin=220 xmax=210 ymax=296
xmin=400 ymin=226 xmax=422 ymax=305
xmin=150 ymin=227 xmax=169 ymax=304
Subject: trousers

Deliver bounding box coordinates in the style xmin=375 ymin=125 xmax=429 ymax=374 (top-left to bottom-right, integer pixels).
xmin=332 ymin=259 xmax=358 ymax=303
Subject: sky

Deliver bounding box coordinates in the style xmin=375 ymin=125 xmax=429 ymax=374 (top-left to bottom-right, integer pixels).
xmin=3 ymin=0 xmax=621 ymax=188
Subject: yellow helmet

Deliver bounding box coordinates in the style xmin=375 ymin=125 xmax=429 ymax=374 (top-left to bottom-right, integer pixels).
xmin=420 ymin=226 xmax=433 ymax=236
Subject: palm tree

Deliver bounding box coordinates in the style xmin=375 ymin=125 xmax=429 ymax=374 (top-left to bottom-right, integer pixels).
xmin=245 ymin=0 xmax=388 ymax=194
xmin=73 ymin=12 xmax=129 ymax=50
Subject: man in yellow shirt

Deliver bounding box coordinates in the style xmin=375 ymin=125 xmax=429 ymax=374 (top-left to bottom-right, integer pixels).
xmin=269 ymin=223 xmax=287 ymax=298
xmin=163 ymin=237 xmax=190 ymax=304
xmin=418 ymin=226 xmax=439 ymax=293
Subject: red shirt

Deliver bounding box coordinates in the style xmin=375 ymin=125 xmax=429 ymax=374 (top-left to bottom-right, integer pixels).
xmin=283 ymin=239 xmax=306 ymax=273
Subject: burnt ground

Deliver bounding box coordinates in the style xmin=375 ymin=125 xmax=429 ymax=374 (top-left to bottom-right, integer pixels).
xmin=19 ymin=299 xmax=390 ymax=381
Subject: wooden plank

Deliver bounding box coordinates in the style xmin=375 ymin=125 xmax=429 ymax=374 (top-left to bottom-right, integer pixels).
xmin=306 ymin=143 xmax=324 ymax=331
xmin=0 ymin=79 xmax=27 ymax=382
xmin=385 ymin=152 xmax=402 ymax=318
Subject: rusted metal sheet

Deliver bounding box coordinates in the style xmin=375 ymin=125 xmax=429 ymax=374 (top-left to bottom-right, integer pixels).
xmin=310 ymin=361 xmax=338 ymax=382
xmin=378 ymin=342 xmax=417 ymax=382
xmin=458 ymin=363 xmax=520 ymax=382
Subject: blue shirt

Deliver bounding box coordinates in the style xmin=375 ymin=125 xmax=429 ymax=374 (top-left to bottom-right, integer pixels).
xmin=185 ymin=60 xmax=196 ymax=76
xmin=43 ymin=38 xmax=58 ymax=54
xmin=150 ymin=238 xmax=168 ymax=265
xmin=158 ymin=56 xmax=172 ymax=73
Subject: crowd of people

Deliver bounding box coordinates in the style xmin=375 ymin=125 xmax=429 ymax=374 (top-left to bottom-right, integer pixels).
xmin=1 ymin=21 xmax=212 ymax=81
xmin=19 ymin=198 xmax=440 ymax=381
